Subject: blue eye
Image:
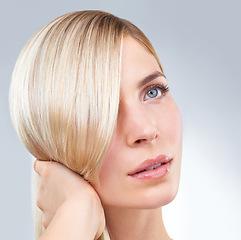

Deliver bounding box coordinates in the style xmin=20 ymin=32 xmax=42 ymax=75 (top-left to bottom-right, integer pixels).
xmin=145 ymin=88 xmax=161 ymax=99
xmin=144 ymin=84 xmax=169 ymax=100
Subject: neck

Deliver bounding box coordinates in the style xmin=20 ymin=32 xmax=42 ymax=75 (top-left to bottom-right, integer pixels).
xmin=104 ymin=206 xmax=171 ymax=240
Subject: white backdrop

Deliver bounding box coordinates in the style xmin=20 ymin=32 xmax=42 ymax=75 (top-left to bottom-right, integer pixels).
xmin=1 ymin=0 xmax=240 ymax=239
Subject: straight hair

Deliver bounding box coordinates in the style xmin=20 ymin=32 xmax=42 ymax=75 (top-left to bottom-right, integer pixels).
xmin=9 ymin=10 xmax=163 ymax=239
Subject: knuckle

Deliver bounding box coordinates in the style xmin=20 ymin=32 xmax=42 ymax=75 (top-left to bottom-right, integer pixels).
xmin=33 ymin=159 xmax=39 ymax=174
xmin=36 ymin=197 xmax=43 ymax=211
xmin=42 ymin=164 xmax=51 ymax=179
xmin=42 ymin=216 xmax=48 ymax=229
xmin=34 ymin=160 xmax=54 ymax=178
xmin=38 ymin=179 xmax=45 ymax=196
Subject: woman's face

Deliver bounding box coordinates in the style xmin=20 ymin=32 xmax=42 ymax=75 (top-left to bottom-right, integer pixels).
xmin=91 ymin=36 xmax=182 ymax=209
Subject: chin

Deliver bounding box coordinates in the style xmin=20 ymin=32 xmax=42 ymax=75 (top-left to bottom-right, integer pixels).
xmin=100 ymin=184 xmax=179 ymax=210
xmin=95 ymin=169 xmax=181 ymax=210
xmin=138 ymin=183 xmax=180 ymax=209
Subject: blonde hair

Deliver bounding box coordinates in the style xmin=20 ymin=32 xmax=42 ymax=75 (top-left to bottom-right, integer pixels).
xmin=9 ymin=10 xmax=163 ymax=239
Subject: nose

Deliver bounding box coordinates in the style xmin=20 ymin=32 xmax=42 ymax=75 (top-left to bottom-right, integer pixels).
xmin=118 ymin=102 xmax=159 ymax=146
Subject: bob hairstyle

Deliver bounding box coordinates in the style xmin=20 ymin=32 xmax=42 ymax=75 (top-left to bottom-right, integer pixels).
xmin=9 ymin=10 xmax=163 ymax=239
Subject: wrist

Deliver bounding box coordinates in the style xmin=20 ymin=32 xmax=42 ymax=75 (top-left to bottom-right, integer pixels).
xmin=63 ymin=191 xmax=104 ymax=233
xmin=41 ymin=196 xmax=103 ymax=240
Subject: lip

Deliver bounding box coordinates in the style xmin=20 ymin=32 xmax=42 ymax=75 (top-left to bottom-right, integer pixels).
xmin=128 ymin=154 xmax=172 ymax=180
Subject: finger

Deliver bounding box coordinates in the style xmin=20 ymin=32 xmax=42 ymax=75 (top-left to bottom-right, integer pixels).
xmin=42 ymin=211 xmax=53 ymax=229
xmin=34 ymin=159 xmax=49 ymax=175
xmin=36 ymin=196 xmax=44 ymax=212
xmin=33 ymin=159 xmax=40 ymax=174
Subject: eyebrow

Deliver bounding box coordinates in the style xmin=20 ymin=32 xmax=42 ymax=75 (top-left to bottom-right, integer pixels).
xmin=138 ymin=71 xmax=166 ymax=89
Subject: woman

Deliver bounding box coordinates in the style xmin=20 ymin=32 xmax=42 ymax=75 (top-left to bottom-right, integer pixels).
xmin=10 ymin=10 xmax=182 ymax=240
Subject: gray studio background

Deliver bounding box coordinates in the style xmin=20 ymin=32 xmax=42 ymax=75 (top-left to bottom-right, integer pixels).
xmin=1 ymin=0 xmax=240 ymax=239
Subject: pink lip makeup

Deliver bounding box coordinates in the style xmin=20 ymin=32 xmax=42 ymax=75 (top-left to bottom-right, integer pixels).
xmin=128 ymin=155 xmax=172 ymax=180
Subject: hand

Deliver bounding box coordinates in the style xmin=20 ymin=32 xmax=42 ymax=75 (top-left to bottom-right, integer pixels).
xmin=34 ymin=160 xmax=105 ymax=239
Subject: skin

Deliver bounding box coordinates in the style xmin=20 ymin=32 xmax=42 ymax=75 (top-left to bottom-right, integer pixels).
xmin=34 ymin=161 xmax=105 ymax=240
xmin=34 ymin=36 xmax=182 ymax=240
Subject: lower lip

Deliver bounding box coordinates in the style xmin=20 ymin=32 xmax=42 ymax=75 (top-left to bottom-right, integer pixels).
xmin=129 ymin=161 xmax=172 ymax=180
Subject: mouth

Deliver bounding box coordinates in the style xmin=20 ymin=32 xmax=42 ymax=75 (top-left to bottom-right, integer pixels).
xmin=128 ymin=155 xmax=172 ymax=180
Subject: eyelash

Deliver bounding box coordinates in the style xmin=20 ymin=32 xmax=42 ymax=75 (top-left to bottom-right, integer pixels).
xmin=144 ymin=84 xmax=170 ymax=100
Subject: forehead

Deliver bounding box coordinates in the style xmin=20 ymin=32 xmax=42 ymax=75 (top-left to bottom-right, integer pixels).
xmin=120 ymin=37 xmax=161 ymax=88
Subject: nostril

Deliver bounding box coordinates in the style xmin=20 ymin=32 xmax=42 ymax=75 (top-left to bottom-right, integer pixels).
xmin=135 ymin=139 xmax=141 ymax=144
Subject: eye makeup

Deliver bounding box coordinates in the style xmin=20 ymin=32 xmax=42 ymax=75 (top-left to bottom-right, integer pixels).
xmin=143 ymin=84 xmax=170 ymax=100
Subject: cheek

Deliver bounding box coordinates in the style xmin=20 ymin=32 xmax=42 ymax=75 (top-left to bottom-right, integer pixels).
xmin=91 ymin=143 xmax=123 ymax=199
xmin=98 ymin=139 xmax=122 ymax=178
xmin=159 ymin=100 xmax=182 ymax=147
xmin=95 ymin=155 xmax=114 ymax=188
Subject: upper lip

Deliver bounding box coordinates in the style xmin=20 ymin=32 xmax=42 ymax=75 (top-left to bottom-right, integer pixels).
xmin=128 ymin=154 xmax=172 ymax=175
